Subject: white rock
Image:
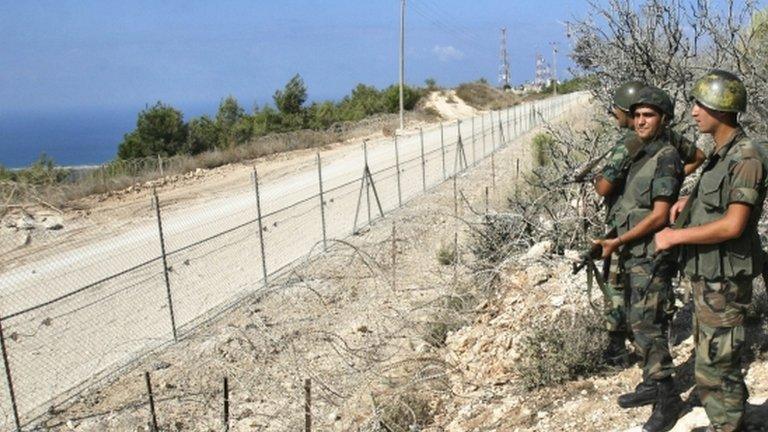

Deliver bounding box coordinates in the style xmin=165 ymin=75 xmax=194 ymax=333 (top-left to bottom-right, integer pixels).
xmin=550 ymin=295 xmax=565 ymax=307
xmin=42 ymin=216 xmax=64 ymax=230
xmin=16 ymin=231 xmax=31 ymax=247
xmin=522 ymin=241 xmax=553 ymax=260
xmin=17 ymin=216 xmax=36 ymax=230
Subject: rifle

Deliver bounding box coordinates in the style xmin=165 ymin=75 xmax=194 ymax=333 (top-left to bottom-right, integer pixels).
xmin=572 ymin=227 xmax=617 ymax=314
xmin=564 ymin=147 xmax=614 ymax=185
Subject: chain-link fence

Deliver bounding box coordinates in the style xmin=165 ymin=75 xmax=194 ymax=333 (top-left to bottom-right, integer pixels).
xmin=0 ymin=92 xmax=588 ymax=430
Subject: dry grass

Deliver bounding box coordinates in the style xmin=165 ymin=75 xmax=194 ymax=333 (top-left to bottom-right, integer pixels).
xmin=455 ymin=83 xmax=520 ymax=110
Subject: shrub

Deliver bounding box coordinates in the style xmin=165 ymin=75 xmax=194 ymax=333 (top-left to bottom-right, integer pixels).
xmin=13 ymin=154 xmax=70 ymax=185
xmin=184 ymin=116 xmax=220 ymax=155
xmin=374 ymin=391 xmax=433 ymax=432
xmin=117 ymin=102 xmax=187 ymax=159
xmin=382 ymin=84 xmax=422 ymax=113
xmin=435 ymin=242 xmax=456 ymax=265
xmin=469 ymin=213 xmax=521 ymax=272
xmin=273 ymin=73 xmax=307 ymax=115
xmin=515 ymin=311 xmax=608 ymax=389
xmin=423 ymin=285 xmax=476 ymax=347
xmin=531 ymin=133 xmax=554 ymax=167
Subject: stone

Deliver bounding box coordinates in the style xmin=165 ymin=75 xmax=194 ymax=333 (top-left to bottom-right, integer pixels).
xmin=152 ymin=361 xmax=172 ymax=371
xmin=17 ymin=216 xmax=36 ymax=230
xmin=16 ymin=231 xmax=31 ymax=247
xmin=522 ymin=240 xmax=553 ymax=260
xmin=42 ymin=216 xmax=64 ymax=230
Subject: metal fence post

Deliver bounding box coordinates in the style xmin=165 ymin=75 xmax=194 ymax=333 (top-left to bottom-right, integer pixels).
xmin=252 ymin=167 xmax=269 ymax=286
xmin=440 ymin=123 xmax=446 ymax=180
xmin=481 ymin=113 xmax=486 ymax=156
xmin=305 ymin=378 xmax=312 ymax=432
xmin=316 ymin=153 xmax=328 ymax=251
xmin=223 ymin=376 xmax=230 ymax=432
xmin=152 ymin=188 xmax=178 ymax=342
xmin=419 ymin=128 xmax=426 ymax=193
xmin=145 ymin=371 xmax=158 ymax=432
xmin=471 ymin=116 xmax=476 ymax=165
xmin=491 ymin=151 xmax=496 ymax=191
xmin=452 ymin=175 xmax=458 ymax=284
xmin=394 ymin=134 xmax=402 ymax=207
xmin=0 ymin=317 xmax=21 ymax=432
xmin=506 ymin=107 xmax=510 ymax=141
xmin=490 ymin=112 xmax=496 ymax=151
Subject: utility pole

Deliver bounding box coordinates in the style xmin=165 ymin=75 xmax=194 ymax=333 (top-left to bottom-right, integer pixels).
xmin=550 ymin=42 xmax=558 ymax=95
xmin=399 ymin=0 xmax=406 ymax=130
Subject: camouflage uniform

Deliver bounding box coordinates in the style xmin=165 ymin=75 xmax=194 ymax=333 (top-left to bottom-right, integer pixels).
xmin=612 ymin=136 xmax=683 ymax=381
xmin=681 ymin=129 xmax=768 ymax=431
xmin=601 ymin=129 xmax=697 ymax=334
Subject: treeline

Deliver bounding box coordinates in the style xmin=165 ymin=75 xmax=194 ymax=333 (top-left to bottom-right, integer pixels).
xmin=117 ymin=74 xmax=423 ymax=159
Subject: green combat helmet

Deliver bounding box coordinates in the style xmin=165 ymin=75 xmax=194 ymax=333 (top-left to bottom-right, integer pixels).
xmin=630 ymin=86 xmax=674 ymax=121
xmin=691 ymin=69 xmax=747 ymax=113
xmin=613 ymin=80 xmax=647 ymax=112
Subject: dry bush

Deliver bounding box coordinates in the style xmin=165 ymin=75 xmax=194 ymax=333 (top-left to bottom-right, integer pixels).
xmin=369 ymin=359 xmax=448 ymax=432
xmin=435 ymin=242 xmax=456 ymax=266
xmin=569 ymin=0 xmax=768 ymax=137
xmin=422 ymin=283 xmax=478 ymax=348
xmin=455 ymin=82 xmax=518 ymax=110
xmin=515 ymin=310 xmax=608 ymax=389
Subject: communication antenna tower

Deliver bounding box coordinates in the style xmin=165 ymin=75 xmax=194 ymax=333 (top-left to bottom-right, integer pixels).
xmin=499 ymin=28 xmax=511 ymax=90
xmin=534 ymin=53 xmax=551 ymax=89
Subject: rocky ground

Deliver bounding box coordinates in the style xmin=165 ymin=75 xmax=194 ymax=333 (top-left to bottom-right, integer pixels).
xmin=424 ymin=253 xmax=768 ymax=432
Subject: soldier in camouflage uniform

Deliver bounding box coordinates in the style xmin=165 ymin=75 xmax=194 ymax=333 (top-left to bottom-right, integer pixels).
xmin=595 ymin=86 xmax=684 ymax=432
xmin=655 ymin=70 xmax=767 ymax=432
xmin=599 ymin=80 xmax=647 ymax=364
xmin=599 ymin=82 xmax=705 ymax=366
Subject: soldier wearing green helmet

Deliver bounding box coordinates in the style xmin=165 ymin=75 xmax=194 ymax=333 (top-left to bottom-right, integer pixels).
xmin=655 ymin=69 xmax=767 ymax=432
xmin=595 ymin=85 xmax=685 ymax=432
xmin=596 ymin=82 xmax=705 ymax=371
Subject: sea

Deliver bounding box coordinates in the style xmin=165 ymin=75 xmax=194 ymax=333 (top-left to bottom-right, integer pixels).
xmin=0 ymin=103 xmax=220 ymax=169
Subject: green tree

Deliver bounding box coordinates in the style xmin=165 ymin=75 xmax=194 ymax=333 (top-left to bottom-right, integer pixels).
xmin=117 ymin=102 xmax=187 ymax=159
xmin=339 ymin=84 xmax=384 ymax=120
xmin=273 ymin=73 xmax=307 ymax=115
xmin=424 ymin=77 xmax=438 ymax=91
xmin=215 ymin=96 xmax=248 ymax=147
xmin=382 ymin=84 xmax=421 ymax=113
xmin=307 ymin=101 xmax=340 ymax=130
xmin=185 ymin=116 xmax=220 ymax=155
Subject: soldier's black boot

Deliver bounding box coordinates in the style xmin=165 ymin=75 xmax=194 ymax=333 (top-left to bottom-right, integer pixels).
xmin=603 ymin=332 xmax=630 ymax=367
xmin=618 ymin=379 xmax=657 ymax=408
xmin=642 ymin=378 xmax=682 ymax=432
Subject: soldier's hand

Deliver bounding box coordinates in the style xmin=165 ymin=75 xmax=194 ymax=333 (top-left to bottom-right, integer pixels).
xmin=593 ymin=237 xmax=620 ymax=259
xmin=669 ymin=196 xmax=688 ymax=224
xmin=654 ymin=228 xmax=675 ymax=252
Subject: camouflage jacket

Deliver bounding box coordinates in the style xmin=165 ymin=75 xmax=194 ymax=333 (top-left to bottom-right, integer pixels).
xmin=603 ymin=128 xmax=696 ymax=227
xmin=612 ymin=138 xmax=683 ymax=258
xmin=682 ymin=129 xmax=768 ymax=280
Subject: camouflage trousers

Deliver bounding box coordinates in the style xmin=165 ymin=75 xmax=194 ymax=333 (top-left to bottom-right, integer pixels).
xmin=604 ymin=254 xmax=631 ymax=334
xmin=622 ymin=256 xmax=676 ymax=381
xmin=692 ymin=277 xmax=753 ymax=432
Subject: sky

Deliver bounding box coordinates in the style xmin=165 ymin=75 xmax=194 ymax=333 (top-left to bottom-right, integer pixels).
xmin=0 ymin=0 xmax=582 ymax=117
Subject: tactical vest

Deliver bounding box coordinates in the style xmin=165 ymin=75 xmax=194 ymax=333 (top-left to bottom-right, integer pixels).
xmin=613 ymin=141 xmax=676 ymax=258
xmin=682 ymin=132 xmax=768 ymax=280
